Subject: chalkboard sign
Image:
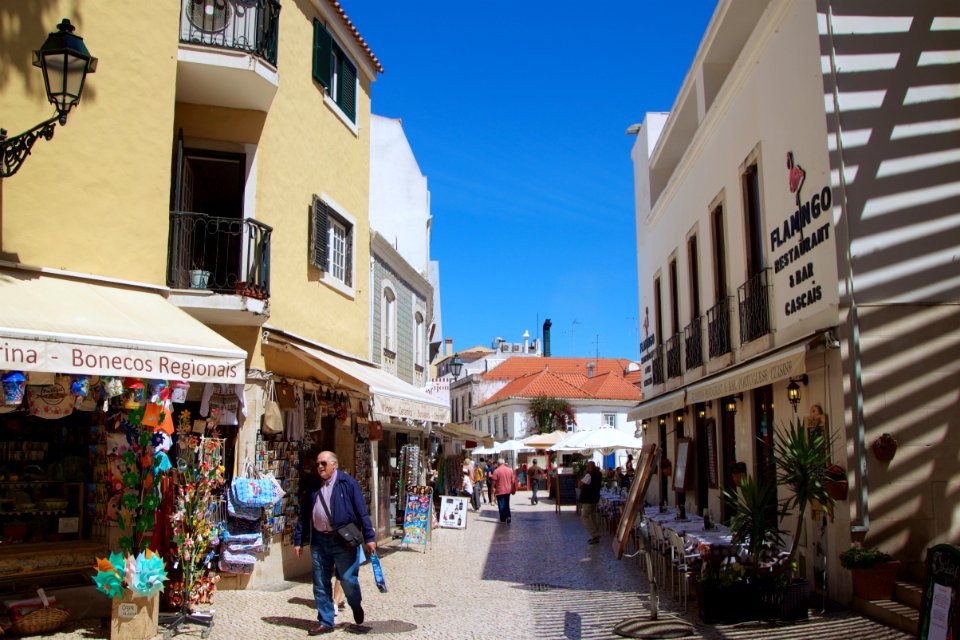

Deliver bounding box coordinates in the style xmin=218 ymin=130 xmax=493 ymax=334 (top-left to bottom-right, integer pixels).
xmin=705 ymin=418 xmax=719 ymax=488
xmin=919 ymin=544 xmax=960 ymax=640
xmin=613 ymin=443 xmax=657 ymax=560
xmin=673 ymin=438 xmax=692 ymax=492
xmin=554 ymin=474 xmax=578 ymax=511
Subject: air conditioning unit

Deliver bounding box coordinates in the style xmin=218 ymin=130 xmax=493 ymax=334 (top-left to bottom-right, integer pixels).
xmin=500 ymin=343 xmax=510 ymax=352
xmin=512 ymin=343 xmax=521 ymax=352
xmin=185 ymin=0 xmax=232 ymax=33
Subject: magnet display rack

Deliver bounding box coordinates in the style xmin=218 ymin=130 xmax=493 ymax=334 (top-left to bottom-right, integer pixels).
xmin=255 ymin=435 xmax=301 ymax=545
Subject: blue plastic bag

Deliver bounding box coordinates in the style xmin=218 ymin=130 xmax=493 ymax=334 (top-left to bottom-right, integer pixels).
xmin=370 ymin=552 xmax=387 ymax=593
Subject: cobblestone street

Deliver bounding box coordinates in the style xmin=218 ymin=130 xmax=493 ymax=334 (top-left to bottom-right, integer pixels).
xmin=45 ymin=495 xmax=912 ymax=640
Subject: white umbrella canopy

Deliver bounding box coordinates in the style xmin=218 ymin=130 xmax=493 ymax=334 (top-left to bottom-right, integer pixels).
xmin=493 ymin=439 xmax=535 ymax=453
xmin=471 ymin=446 xmax=496 ymax=455
xmin=550 ymin=428 xmax=643 ymax=455
xmin=522 ymin=431 xmax=571 ymax=449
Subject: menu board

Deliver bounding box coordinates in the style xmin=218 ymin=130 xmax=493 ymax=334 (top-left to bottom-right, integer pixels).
xmin=555 ymin=474 xmax=578 ymax=511
xmin=438 ymin=495 xmax=468 ymax=529
xmin=673 ymin=438 xmax=692 ymax=492
xmin=919 ymin=544 xmax=960 ymax=640
xmin=613 ymin=443 xmax=657 ymax=560
xmin=705 ymin=418 xmax=719 ymax=488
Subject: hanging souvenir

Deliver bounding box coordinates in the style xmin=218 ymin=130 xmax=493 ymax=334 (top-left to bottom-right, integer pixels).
xmin=147 ymin=380 xmax=167 ymax=403
xmin=26 ymin=376 xmax=75 ymax=419
xmin=122 ymin=378 xmax=145 ymax=410
xmin=70 ymin=375 xmax=90 ymax=397
xmin=104 ymin=377 xmax=123 ymax=398
xmin=170 ymin=380 xmax=190 ymax=404
xmin=1 ymin=372 xmax=26 ymax=406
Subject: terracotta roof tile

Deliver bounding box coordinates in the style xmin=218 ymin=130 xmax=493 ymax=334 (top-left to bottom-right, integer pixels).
xmin=326 ymin=0 xmax=384 ymax=74
xmin=477 ymin=359 xmax=642 ymax=406
xmin=481 ymin=357 xmax=631 ymax=380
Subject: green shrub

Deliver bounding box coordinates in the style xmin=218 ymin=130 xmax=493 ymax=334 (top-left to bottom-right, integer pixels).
xmin=839 ymin=543 xmax=894 ymax=569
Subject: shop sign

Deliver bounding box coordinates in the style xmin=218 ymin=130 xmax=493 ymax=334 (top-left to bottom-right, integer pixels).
xmin=0 ymin=337 xmax=244 ymax=384
xmin=686 ymin=346 xmax=805 ymax=405
xmin=373 ymin=394 xmax=448 ymax=424
xmin=769 ymin=151 xmax=835 ymax=320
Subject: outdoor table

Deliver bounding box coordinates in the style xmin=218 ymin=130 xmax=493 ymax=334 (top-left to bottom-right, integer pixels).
xmin=599 ymin=492 xmax=627 ymax=534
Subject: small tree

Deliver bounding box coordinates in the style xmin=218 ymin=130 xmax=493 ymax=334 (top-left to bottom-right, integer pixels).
xmin=527 ymin=396 xmax=576 ymax=434
xmin=774 ymin=417 xmax=835 ymax=566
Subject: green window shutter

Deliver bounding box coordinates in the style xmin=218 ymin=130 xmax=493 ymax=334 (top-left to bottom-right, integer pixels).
xmin=311 ymin=196 xmax=329 ymax=271
xmin=312 ymin=19 xmax=332 ymax=89
xmin=339 ymin=55 xmax=357 ymax=122
xmin=344 ymin=225 xmax=354 ymax=287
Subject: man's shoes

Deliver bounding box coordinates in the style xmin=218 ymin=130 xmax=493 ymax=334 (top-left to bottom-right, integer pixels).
xmin=337 ymin=601 xmax=345 ymax=611
xmin=588 ymin=536 xmax=600 ymax=544
xmin=308 ymin=624 xmax=335 ymax=635
xmin=353 ymin=605 xmax=365 ymax=625
xmin=507 ymin=517 xmax=511 ymax=523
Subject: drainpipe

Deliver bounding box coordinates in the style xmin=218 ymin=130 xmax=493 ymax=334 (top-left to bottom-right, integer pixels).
xmin=825 ymin=1 xmax=868 ymax=533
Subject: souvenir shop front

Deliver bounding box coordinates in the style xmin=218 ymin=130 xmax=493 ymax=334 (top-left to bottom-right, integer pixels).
xmin=0 ymin=269 xmax=247 ymax=584
xmin=261 ymin=331 xmax=448 ymax=547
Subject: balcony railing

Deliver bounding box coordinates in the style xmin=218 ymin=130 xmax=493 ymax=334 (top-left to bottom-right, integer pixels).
xmin=651 ymin=344 xmax=665 ymax=386
xmin=684 ymin=316 xmax=703 ymax=370
xmin=167 ymin=211 xmax=272 ymax=298
xmin=180 ymin=0 xmax=281 ymax=66
xmin=738 ymin=269 xmax=771 ymax=344
xmin=707 ymin=297 xmax=732 ymax=359
xmin=665 ymin=333 xmax=682 ymax=379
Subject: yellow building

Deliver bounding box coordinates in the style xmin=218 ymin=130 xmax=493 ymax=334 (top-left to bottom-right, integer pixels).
xmin=0 ymin=0 xmax=418 ymax=591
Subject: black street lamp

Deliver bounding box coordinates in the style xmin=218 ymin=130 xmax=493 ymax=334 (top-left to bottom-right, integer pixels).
xmin=1 ymin=19 xmax=98 ymax=177
xmin=449 ymin=353 xmax=463 ymax=380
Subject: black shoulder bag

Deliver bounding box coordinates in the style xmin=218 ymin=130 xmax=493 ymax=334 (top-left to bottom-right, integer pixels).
xmin=316 ymin=488 xmax=363 ymax=549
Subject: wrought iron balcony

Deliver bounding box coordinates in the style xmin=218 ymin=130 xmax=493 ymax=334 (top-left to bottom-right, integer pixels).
xmin=684 ymin=316 xmax=703 ymax=370
xmin=707 ymin=297 xmax=732 ymax=359
xmin=180 ymin=0 xmax=280 ymax=66
xmin=167 ymin=211 xmax=272 ymax=298
xmin=738 ymin=269 xmax=771 ymax=344
xmin=665 ymin=333 xmax=682 ymax=379
xmin=651 ymin=344 xmax=665 ymax=386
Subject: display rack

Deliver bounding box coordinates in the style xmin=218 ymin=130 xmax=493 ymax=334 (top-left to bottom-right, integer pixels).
xmin=256 ymin=436 xmax=301 ymax=544
xmin=395 ymin=445 xmax=421 ymax=528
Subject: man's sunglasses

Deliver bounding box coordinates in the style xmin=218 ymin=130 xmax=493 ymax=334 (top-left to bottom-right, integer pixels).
xmin=318 ymin=461 xmax=334 ymax=467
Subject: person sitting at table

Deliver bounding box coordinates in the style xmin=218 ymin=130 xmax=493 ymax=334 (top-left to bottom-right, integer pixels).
xmin=579 ymin=460 xmax=602 ymax=544
xmin=622 ymin=454 xmax=634 ymax=490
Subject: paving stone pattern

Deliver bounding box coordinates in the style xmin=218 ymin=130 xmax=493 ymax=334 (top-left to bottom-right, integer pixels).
xmin=43 ymin=495 xmax=912 ymax=639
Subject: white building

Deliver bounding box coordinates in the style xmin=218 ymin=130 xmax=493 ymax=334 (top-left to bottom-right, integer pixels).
xmin=628 ymin=0 xmax=959 ymax=608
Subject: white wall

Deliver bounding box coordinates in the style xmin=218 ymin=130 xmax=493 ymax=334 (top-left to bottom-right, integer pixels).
xmin=370 ymin=115 xmax=431 ymax=274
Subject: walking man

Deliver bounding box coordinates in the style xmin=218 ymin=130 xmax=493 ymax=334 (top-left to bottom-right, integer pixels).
xmin=473 ymin=462 xmax=485 ymax=507
xmin=579 ymin=460 xmax=602 ymax=544
xmin=294 ymin=451 xmax=377 ymax=635
xmin=485 ymin=458 xmax=496 ymax=504
xmin=528 ymin=460 xmax=544 ymax=505
xmin=492 ymin=458 xmax=516 ymax=523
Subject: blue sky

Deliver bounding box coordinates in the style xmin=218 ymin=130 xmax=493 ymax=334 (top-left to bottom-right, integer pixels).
xmin=342 ymin=2 xmax=718 ymax=361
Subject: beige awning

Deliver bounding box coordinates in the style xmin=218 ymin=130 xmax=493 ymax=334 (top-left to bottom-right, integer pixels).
xmin=438 ymin=423 xmax=492 ymax=445
xmin=522 ymin=431 xmax=571 ymax=448
xmin=686 ymin=342 xmax=809 ymax=404
xmin=0 ymin=267 xmax=246 ymax=383
xmin=270 ymin=337 xmax=449 ymax=424
xmin=626 ymin=389 xmax=686 ymax=422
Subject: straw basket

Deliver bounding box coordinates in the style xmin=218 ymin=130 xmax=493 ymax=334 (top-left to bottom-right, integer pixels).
xmin=11 ymin=605 xmax=70 ymax=634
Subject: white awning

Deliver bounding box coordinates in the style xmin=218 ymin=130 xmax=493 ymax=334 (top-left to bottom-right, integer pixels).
xmin=686 ymin=342 xmax=809 ymax=404
xmin=626 ymin=389 xmax=686 ymax=422
xmin=0 ymin=268 xmax=246 ymax=383
xmin=272 ymin=338 xmax=449 ymax=424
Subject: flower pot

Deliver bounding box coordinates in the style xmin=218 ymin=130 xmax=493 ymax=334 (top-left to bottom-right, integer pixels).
xmin=825 ymin=479 xmax=848 ymax=501
xmin=731 ymin=472 xmax=746 ymax=485
xmin=110 ymin=591 xmax=158 ymax=640
xmin=189 ymin=269 xmax=211 ymax=289
xmin=851 ymin=560 xmax=901 ymax=600
xmin=872 ymin=434 xmax=898 ymax=462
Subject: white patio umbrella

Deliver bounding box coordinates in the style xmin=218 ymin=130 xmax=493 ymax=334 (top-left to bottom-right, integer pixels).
xmin=493 ymin=439 xmax=535 ymax=453
xmin=471 ymin=446 xmax=496 ymax=455
xmin=549 ymin=428 xmax=644 ymax=455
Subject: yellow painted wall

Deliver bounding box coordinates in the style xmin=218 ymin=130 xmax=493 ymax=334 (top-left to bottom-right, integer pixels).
xmin=2 ymin=1 xmax=374 ymax=360
xmin=1 ymin=3 xmax=180 ymax=283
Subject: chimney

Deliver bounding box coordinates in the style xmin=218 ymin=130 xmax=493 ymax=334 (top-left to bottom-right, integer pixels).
xmin=523 ymin=330 xmax=530 ymax=352
xmin=543 ymin=319 xmax=552 ymax=357
xmin=445 ymin=338 xmax=453 ymax=357
xmin=587 ymin=362 xmax=595 ymax=378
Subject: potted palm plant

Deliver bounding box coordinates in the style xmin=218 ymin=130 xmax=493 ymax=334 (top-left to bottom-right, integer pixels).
xmin=840 ymin=543 xmax=900 ymax=600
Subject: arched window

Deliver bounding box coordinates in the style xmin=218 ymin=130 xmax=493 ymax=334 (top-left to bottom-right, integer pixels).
xmin=382 ymin=284 xmax=396 ymax=353
xmin=414 ymin=310 xmax=425 ymax=368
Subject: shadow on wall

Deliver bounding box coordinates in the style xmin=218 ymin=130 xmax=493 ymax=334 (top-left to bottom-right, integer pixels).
xmin=819 ymin=0 xmax=960 ymax=562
